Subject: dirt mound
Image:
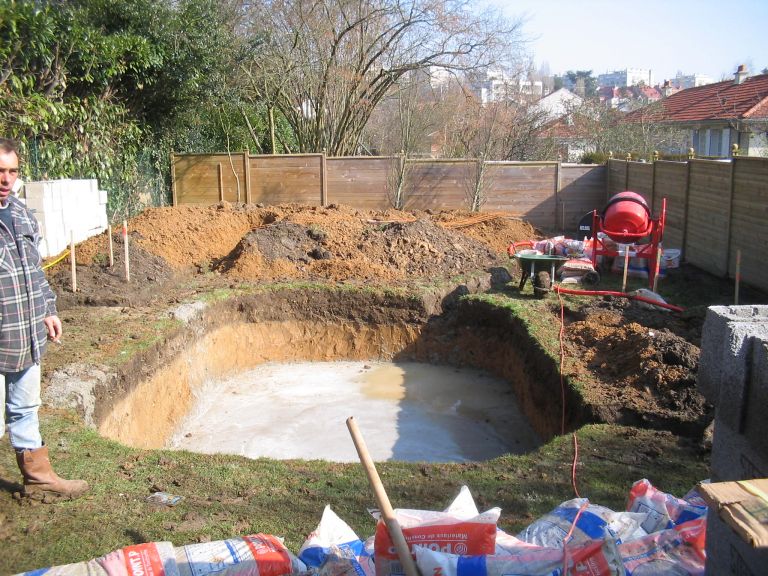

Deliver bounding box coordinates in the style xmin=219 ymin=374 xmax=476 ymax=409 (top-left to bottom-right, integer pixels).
xmin=566 ymin=300 xmax=709 ymax=435
xmin=47 ymin=203 xmax=535 ymax=298
xmin=48 ymin=234 xmax=177 ymax=309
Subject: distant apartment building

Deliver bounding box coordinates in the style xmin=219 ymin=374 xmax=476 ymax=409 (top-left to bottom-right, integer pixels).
xmin=468 ymin=68 xmax=544 ymax=104
xmin=597 ymin=68 xmax=653 ymax=88
xmin=670 ymin=72 xmax=715 ymax=89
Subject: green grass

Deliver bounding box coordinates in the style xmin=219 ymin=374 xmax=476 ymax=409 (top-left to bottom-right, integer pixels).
xmin=1 ymin=272 xmax=732 ymax=574
xmin=0 ymin=413 xmax=708 ymax=574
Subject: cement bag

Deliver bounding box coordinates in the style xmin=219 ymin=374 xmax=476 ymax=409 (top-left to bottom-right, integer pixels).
xmin=176 ymin=534 xmax=304 ymax=576
xmin=298 ymin=505 xmax=374 ymax=576
xmin=415 ymin=538 xmax=624 ymax=576
xmin=626 ymin=480 xmax=707 ymax=534
xmin=98 ymin=542 xmax=178 ymax=576
xmin=517 ymin=498 xmax=646 ymax=548
xmin=494 ymin=529 xmax=541 ymax=555
xmin=15 ymin=559 xmax=108 ymax=576
xmin=374 ymin=486 xmax=499 ymax=576
xmin=618 ymin=518 xmax=706 ymax=575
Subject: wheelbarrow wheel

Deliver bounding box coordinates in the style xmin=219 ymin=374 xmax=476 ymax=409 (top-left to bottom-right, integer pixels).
xmin=533 ymin=271 xmax=551 ymax=299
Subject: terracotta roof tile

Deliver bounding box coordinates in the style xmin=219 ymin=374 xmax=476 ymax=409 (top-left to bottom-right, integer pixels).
xmin=634 ymin=73 xmax=768 ymax=122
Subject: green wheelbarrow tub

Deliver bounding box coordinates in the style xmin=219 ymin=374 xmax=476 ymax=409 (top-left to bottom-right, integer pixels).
xmin=512 ymin=253 xmax=569 ymax=295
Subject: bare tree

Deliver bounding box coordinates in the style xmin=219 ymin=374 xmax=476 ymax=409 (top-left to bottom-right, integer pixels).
xmin=240 ymin=0 xmax=523 ymax=156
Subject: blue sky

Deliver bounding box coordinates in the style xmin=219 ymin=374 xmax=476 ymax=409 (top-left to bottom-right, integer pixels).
xmin=489 ymin=0 xmax=768 ymax=83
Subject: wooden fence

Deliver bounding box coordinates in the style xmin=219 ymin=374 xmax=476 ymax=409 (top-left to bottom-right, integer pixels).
xmin=171 ymin=152 xmax=768 ymax=292
xmin=171 ymin=152 xmax=606 ymax=234
xmin=607 ymin=157 xmax=768 ymax=292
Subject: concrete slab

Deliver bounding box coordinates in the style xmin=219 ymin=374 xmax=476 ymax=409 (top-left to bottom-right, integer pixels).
xmin=168 ymin=361 xmax=542 ymax=462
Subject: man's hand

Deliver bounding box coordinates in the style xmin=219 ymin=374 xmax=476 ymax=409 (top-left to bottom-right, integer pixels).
xmin=44 ymin=315 xmax=63 ymax=342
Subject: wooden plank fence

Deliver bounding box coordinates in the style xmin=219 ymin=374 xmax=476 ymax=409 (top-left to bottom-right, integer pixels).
xmin=171 ymin=152 xmax=768 ymax=292
xmin=607 ymin=156 xmax=768 ymax=292
xmin=172 ymin=152 xmax=605 ymax=236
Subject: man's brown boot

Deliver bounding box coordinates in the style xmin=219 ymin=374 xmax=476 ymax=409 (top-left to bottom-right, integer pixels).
xmin=16 ymin=445 xmax=89 ymax=501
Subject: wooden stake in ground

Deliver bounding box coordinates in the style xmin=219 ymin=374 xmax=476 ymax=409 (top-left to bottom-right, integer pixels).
xmin=108 ymin=224 xmax=114 ymax=267
xmin=652 ymin=247 xmax=662 ymax=293
xmin=346 ymin=416 xmax=420 ymax=576
xmin=735 ymin=249 xmax=741 ymax=305
xmin=621 ymin=246 xmax=630 ymax=293
xmin=70 ymin=230 xmax=77 ymax=293
xmin=123 ymin=219 xmax=130 ymax=282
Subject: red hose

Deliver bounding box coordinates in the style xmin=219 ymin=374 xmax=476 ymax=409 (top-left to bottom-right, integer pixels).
xmin=553 ymin=286 xmax=684 ymax=313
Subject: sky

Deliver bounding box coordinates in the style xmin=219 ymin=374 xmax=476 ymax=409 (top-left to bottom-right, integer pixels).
xmin=489 ymin=0 xmax=768 ymax=83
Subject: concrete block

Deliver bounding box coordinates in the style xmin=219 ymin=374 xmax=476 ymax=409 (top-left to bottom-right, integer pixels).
xmin=99 ymin=189 xmax=108 ymax=205
xmin=705 ymin=507 xmax=768 ymax=576
xmin=742 ymin=339 xmax=768 ymax=457
xmin=697 ymin=306 xmax=768 ymax=431
xmin=710 ymin=420 xmax=768 ymax=482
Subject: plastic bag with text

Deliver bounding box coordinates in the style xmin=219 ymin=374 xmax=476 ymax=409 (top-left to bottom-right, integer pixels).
xmin=618 ymin=518 xmax=706 ymax=575
xmin=175 ymin=533 xmax=305 ymax=576
xmin=626 ymin=479 xmax=707 ymax=534
xmin=298 ymin=505 xmax=374 ymax=576
xmin=98 ymin=542 xmax=178 ymax=576
xmin=517 ymin=498 xmax=647 ymax=548
xmin=373 ymin=486 xmax=499 ymax=576
xmin=415 ymin=537 xmax=624 ymax=576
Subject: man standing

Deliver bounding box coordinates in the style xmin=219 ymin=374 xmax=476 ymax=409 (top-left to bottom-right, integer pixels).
xmin=0 ymin=138 xmax=88 ymax=500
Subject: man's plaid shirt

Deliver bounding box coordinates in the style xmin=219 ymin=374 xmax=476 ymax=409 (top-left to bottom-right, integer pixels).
xmin=0 ymin=196 xmax=57 ymax=372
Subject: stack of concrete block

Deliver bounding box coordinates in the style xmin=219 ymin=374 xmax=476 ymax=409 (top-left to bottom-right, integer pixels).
xmin=698 ymin=305 xmax=768 ymax=575
xmin=22 ymin=179 xmax=109 ymax=258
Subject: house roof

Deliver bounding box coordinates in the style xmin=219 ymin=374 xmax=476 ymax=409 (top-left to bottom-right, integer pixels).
xmin=640 ymin=73 xmax=768 ymax=122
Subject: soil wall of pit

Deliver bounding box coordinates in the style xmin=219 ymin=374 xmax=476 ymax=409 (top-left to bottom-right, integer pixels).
xmin=94 ymin=286 xmax=590 ymax=450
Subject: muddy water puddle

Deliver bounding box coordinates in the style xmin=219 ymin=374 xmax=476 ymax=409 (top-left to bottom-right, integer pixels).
xmin=169 ymin=361 xmax=541 ymax=462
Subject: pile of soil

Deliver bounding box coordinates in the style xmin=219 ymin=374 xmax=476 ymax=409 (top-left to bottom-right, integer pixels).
xmin=49 ymin=203 xmax=536 ymax=304
xmin=43 ymin=202 xmax=713 ymax=436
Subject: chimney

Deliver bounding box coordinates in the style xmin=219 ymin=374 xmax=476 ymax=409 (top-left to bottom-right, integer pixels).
xmin=734 ymin=64 xmax=748 ymax=85
xmin=661 ymin=80 xmax=674 ymax=97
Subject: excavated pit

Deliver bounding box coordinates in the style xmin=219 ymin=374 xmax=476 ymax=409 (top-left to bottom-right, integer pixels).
xmin=91 ymin=287 xmax=589 ymax=461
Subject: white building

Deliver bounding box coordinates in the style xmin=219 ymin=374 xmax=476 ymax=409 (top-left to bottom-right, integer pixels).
xmin=671 ymin=72 xmax=715 ymax=89
xmin=535 ymin=88 xmax=583 ymax=121
xmin=597 ymin=68 xmax=653 ymax=88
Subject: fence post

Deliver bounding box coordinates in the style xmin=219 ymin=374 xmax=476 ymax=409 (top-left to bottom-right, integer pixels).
xmin=554 ymin=161 xmax=562 ymax=232
xmin=650 ymin=157 xmax=657 ymax=215
xmin=320 ymin=149 xmax=328 ymax=207
xmin=242 ymin=150 xmax=251 ymax=204
xmin=681 ymin=159 xmax=692 ymax=261
xmin=624 ymin=155 xmax=630 ymax=190
xmin=217 ymin=163 xmax=224 ymax=202
xmin=724 ymin=158 xmax=737 ymax=277
xmin=170 ymin=152 xmax=177 ymax=206
xmin=606 ymin=155 xmax=612 ymax=202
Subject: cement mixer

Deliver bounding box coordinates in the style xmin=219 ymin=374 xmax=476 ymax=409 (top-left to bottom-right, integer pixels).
xmin=580 ymin=192 xmax=667 ymax=289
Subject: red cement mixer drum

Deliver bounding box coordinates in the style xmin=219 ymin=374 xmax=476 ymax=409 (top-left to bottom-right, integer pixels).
xmin=602 ymin=191 xmax=651 ymax=243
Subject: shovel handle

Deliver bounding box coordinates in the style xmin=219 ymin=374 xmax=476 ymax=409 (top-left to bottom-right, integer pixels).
xmin=346 ymin=416 xmax=421 ymax=576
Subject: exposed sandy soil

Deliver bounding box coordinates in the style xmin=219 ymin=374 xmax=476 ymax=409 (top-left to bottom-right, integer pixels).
xmin=43 ymin=202 xmax=713 ymax=437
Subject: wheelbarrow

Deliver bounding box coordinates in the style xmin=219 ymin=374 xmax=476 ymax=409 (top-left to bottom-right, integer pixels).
xmin=508 ymin=242 xmax=568 ymax=298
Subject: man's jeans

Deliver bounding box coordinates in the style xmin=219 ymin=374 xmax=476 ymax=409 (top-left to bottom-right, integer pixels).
xmin=1 ymin=364 xmax=43 ymax=450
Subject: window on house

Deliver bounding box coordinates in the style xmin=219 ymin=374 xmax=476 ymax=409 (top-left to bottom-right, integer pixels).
xmin=709 ymin=129 xmax=722 ymax=156
xmin=692 ymin=131 xmax=700 ymax=154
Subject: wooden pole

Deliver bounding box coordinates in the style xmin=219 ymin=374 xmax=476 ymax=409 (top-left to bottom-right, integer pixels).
xmin=108 ymin=224 xmax=114 ymax=267
xmin=242 ymin=150 xmax=251 ymax=204
xmin=170 ymin=151 xmax=177 ymax=206
xmin=621 ymin=246 xmax=630 ymax=293
xmin=652 ymin=247 xmax=662 ymax=293
xmin=735 ymin=249 xmax=741 ymax=305
xmin=346 ymin=417 xmax=420 ymax=576
xmin=320 ymin=150 xmax=328 ymax=207
xmin=217 ymin=162 xmax=224 ymax=202
xmin=123 ymin=219 xmax=130 ymax=282
xmin=70 ymin=230 xmax=77 ymax=293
